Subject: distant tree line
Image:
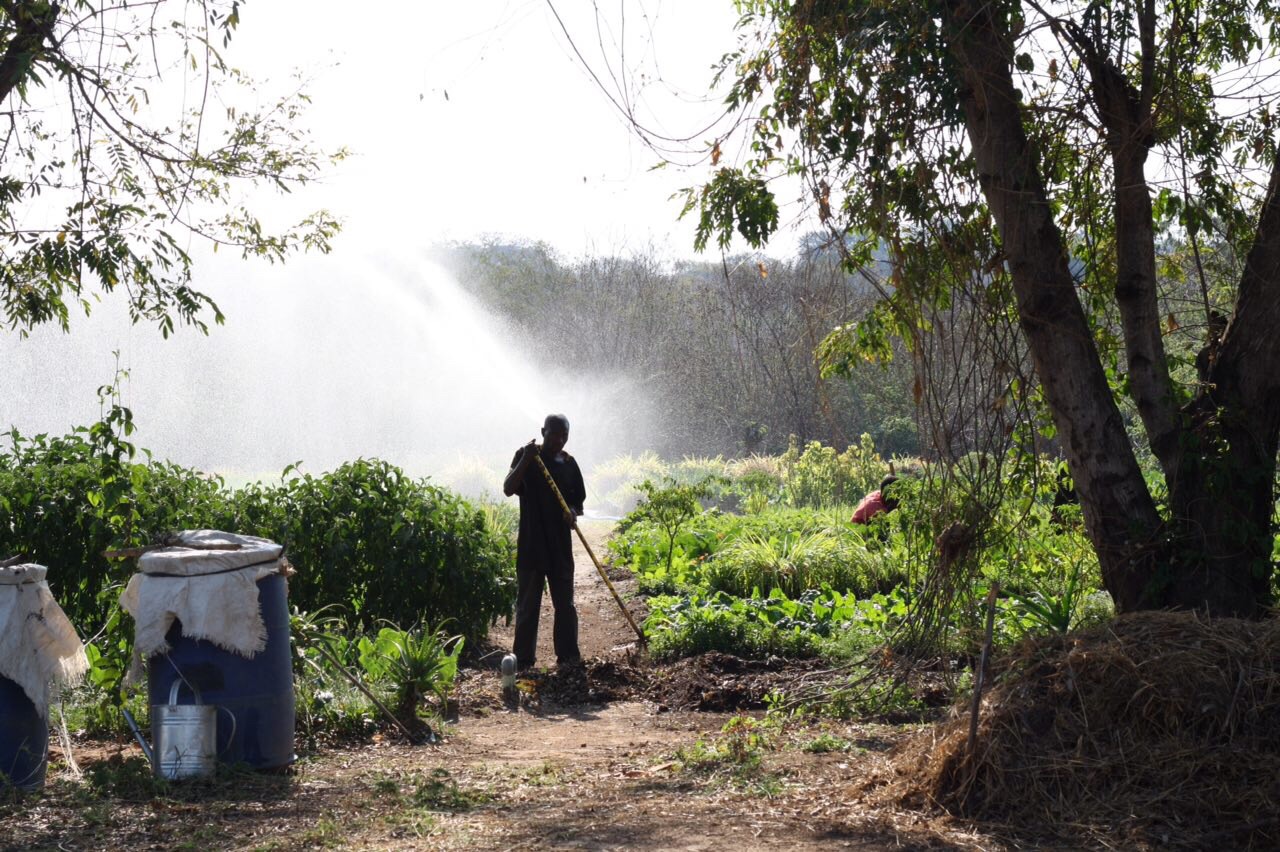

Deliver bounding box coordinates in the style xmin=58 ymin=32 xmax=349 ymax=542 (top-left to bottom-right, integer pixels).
xmin=434 ymin=239 xmax=920 ymax=459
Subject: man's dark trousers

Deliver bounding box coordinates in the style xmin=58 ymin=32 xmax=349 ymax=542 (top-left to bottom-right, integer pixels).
xmin=514 ymin=559 xmax=579 ymax=667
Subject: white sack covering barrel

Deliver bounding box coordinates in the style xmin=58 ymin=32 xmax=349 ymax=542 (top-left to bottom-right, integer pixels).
xmin=119 ymin=530 xmax=286 ymax=664
xmin=0 ymin=563 xmax=90 ymax=718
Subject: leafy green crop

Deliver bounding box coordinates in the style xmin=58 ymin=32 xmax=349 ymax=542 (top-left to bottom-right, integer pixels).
xmin=612 ymin=504 xmax=910 ymax=600
xmin=644 ymin=586 xmax=907 ymax=661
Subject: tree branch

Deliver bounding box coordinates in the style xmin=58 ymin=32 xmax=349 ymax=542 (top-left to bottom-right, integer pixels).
xmin=1215 ymin=139 xmax=1280 ymax=437
xmin=0 ymin=1 xmax=60 ymax=107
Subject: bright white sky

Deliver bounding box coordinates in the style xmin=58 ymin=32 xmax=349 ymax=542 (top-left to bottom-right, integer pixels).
xmin=227 ymin=0 xmax=787 ymax=261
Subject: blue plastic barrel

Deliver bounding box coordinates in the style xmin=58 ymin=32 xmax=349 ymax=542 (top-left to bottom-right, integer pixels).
xmin=147 ymin=572 xmax=295 ymax=769
xmin=0 ymin=674 xmax=47 ymax=789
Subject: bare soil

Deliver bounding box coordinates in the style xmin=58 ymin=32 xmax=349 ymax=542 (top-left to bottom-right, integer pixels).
xmin=2 ymin=521 xmax=1000 ymax=851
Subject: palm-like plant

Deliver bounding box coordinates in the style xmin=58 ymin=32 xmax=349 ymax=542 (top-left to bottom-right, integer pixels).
xmin=358 ymin=623 xmax=465 ymax=723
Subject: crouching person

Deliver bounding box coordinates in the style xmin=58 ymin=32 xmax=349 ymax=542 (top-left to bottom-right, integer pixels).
xmin=851 ymin=474 xmax=899 ymax=524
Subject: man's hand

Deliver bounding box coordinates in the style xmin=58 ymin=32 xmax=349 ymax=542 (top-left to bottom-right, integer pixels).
xmin=504 ymin=439 xmax=540 ymax=497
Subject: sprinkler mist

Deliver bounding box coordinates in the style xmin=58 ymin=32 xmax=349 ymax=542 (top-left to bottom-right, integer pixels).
xmin=0 ymin=251 xmax=657 ymax=503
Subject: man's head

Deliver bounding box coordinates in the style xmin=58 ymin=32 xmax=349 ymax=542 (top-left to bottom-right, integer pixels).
xmin=880 ymin=473 xmax=900 ymax=511
xmin=541 ymin=414 xmax=570 ymax=455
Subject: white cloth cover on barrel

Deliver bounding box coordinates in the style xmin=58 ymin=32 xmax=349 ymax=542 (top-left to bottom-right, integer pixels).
xmin=119 ymin=530 xmax=285 ymax=664
xmin=0 ymin=563 xmax=90 ymax=718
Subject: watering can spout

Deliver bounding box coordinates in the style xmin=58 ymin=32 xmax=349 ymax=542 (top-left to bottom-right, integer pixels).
xmin=121 ymin=708 xmax=155 ymax=766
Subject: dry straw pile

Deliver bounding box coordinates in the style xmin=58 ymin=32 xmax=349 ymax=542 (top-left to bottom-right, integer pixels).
xmin=884 ymin=611 xmax=1280 ymax=848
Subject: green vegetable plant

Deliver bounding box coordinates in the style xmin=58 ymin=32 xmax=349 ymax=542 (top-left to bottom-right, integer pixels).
xmin=358 ymin=623 xmax=465 ymax=722
xmin=644 ymin=586 xmax=909 ymax=661
xmin=800 ymin=733 xmax=856 ymax=754
xmin=674 ymin=715 xmax=781 ymax=793
xmin=1003 ymin=553 xmax=1092 ymax=634
xmin=631 ymin=476 xmax=721 ymax=576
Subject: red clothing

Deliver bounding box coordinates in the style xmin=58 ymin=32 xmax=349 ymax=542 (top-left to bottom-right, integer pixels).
xmin=851 ymin=489 xmax=888 ymax=523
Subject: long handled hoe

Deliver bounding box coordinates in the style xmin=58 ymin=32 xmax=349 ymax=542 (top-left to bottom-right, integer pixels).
xmin=531 ymin=452 xmax=647 ymax=649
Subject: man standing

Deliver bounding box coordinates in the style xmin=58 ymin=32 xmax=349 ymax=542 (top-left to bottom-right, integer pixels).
xmin=503 ymin=414 xmax=586 ymax=670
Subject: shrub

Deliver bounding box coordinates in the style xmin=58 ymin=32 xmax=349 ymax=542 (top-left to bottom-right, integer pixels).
xmin=221 ymin=459 xmax=515 ymax=645
xmin=0 ymin=428 xmax=231 ymax=636
xmin=728 ymin=455 xmax=785 ymax=514
xmin=778 ymin=434 xmax=889 ymax=508
xmin=0 ymin=428 xmax=516 ymax=649
xmin=874 ymin=415 xmax=920 ymax=457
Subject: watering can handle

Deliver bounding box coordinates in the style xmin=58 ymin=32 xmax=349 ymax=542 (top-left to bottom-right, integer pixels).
xmin=217 ymin=705 xmax=238 ymax=755
xmin=168 ymin=677 xmax=204 ymax=706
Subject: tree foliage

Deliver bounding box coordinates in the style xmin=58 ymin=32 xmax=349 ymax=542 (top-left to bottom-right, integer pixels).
xmin=0 ymin=0 xmax=342 ymax=335
xmin=695 ymin=0 xmax=1280 ymax=615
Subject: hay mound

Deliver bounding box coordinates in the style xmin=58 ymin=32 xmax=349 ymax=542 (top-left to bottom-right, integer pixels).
xmin=888 ymin=611 xmax=1280 ymax=848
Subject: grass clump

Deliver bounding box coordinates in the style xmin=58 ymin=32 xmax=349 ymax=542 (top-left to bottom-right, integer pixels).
xmin=674 ymin=716 xmax=783 ymax=794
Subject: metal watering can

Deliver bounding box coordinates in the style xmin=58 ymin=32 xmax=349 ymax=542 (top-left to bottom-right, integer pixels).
xmin=123 ymin=680 xmax=235 ymax=780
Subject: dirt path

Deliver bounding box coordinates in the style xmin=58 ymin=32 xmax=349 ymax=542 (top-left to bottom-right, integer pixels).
xmin=4 ymin=521 xmax=998 ymax=851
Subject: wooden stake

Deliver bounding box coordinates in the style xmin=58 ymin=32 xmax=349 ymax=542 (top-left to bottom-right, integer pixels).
xmin=968 ymin=582 xmax=1000 ymax=755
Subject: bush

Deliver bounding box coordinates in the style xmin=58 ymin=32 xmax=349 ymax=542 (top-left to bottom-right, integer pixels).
xmin=778 ymin=434 xmax=889 ymax=508
xmin=0 ymin=429 xmax=516 ymax=648
xmin=727 ymin=455 xmax=784 ymax=514
xmin=221 ymin=459 xmax=515 ymax=645
xmin=874 ymin=415 xmax=920 ymax=457
xmin=0 ymin=429 xmax=231 ymax=636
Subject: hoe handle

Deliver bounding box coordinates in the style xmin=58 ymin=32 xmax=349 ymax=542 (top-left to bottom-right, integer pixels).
xmin=532 ymin=452 xmax=647 ymax=648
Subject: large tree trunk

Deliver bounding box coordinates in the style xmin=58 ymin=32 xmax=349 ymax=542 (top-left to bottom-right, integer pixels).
xmin=941 ymin=0 xmax=1166 ymax=611
xmin=1165 ymin=145 xmax=1280 ymax=615
xmin=941 ymin=0 xmax=1280 ymax=616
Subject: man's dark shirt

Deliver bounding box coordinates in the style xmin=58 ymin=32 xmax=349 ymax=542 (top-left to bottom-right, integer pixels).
xmin=509 ymin=448 xmax=586 ymax=572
